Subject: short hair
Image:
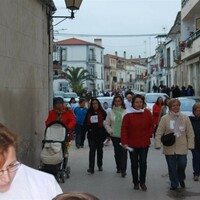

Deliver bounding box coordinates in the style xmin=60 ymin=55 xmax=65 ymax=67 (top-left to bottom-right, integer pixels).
xmin=192 ymin=102 xmax=200 ymax=115
xmin=0 ymin=123 xmax=18 ymax=168
xmin=52 ymin=192 xmax=99 ymax=200
xmin=79 ymin=98 xmax=86 ymax=104
xmin=132 ymin=94 xmax=145 ymax=107
xmin=168 ymin=98 xmax=181 ymax=109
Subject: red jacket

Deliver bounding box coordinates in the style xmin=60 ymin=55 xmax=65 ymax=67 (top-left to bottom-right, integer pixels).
xmin=121 ymin=109 xmax=154 ymax=148
xmin=45 ymin=109 xmax=76 ymax=131
xmin=152 ymin=104 xmax=163 ymax=125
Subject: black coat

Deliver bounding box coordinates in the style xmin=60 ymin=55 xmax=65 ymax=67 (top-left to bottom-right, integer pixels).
xmin=189 ymin=116 xmax=200 ymax=149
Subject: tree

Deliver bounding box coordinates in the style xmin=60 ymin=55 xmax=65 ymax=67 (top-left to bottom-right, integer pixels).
xmin=64 ymin=66 xmax=94 ymax=96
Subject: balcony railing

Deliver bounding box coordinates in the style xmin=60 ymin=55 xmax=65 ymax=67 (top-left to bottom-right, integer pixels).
xmin=184 ymin=29 xmax=200 ymax=48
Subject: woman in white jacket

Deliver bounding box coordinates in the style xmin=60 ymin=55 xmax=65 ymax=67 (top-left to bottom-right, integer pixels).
xmin=104 ymin=95 xmax=127 ymax=177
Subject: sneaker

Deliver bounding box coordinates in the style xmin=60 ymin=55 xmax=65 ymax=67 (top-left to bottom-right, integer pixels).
xmin=133 ymin=184 xmax=139 ymax=190
xmin=180 ymin=181 xmax=185 ymax=188
xmin=194 ymin=175 xmax=199 ymax=181
xmin=140 ymin=184 xmax=147 ymax=191
xmin=121 ymin=171 xmax=127 ymax=178
xmin=98 ymin=167 xmax=103 ymax=171
xmin=87 ymin=169 xmax=94 ymax=174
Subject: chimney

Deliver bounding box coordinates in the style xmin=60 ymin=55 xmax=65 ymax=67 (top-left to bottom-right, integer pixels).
xmin=94 ymin=38 xmax=102 ymax=47
xmin=115 ymin=51 xmax=118 ymax=56
xmin=124 ymin=51 xmax=126 ymax=58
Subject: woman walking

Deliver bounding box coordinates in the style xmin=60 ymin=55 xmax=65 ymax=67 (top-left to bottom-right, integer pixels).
xmin=104 ymin=95 xmax=127 ymax=177
xmin=84 ymin=98 xmax=107 ymax=174
xmin=121 ymin=94 xmax=154 ymax=191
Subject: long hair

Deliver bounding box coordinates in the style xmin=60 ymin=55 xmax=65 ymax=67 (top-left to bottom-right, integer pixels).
xmin=88 ymin=98 xmax=104 ymax=113
xmin=111 ymin=95 xmax=126 ymax=109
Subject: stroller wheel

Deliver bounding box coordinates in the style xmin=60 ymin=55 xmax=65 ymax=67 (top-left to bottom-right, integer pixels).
xmin=65 ymin=166 xmax=71 ymax=179
xmin=56 ymin=172 xmax=62 ymax=183
xmin=61 ymin=171 xmax=65 ymax=183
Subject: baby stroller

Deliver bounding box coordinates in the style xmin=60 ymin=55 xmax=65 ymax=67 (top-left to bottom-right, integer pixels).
xmin=39 ymin=121 xmax=71 ymax=183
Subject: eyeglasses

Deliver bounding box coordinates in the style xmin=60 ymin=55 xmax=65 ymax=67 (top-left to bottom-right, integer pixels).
xmin=0 ymin=161 xmax=21 ymax=176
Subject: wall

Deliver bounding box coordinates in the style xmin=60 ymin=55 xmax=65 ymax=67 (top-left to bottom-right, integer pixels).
xmin=0 ymin=0 xmax=52 ymax=167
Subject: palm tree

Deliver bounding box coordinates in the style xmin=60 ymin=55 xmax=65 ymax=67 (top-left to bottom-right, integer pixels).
xmin=64 ymin=66 xmax=94 ymax=96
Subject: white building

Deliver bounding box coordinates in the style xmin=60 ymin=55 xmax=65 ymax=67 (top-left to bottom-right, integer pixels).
xmin=54 ymin=38 xmax=105 ymax=92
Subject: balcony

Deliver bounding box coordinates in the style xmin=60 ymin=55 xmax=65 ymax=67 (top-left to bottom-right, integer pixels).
xmin=181 ymin=29 xmax=200 ymax=60
xmin=182 ymin=0 xmax=200 ymax=20
xmin=88 ymin=54 xmax=96 ymax=62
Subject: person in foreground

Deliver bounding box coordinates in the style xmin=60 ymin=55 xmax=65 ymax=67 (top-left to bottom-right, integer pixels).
xmin=189 ymin=103 xmax=200 ymax=181
xmin=104 ymin=95 xmax=127 ymax=177
xmin=53 ymin=192 xmax=99 ymax=200
xmin=84 ymin=98 xmax=107 ymax=174
xmin=155 ymin=98 xmax=194 ymax=190
xmin=121 ymin=94 xmax=154 ymax=191
xmin=0 ymin=123 xmax=62 ymax=199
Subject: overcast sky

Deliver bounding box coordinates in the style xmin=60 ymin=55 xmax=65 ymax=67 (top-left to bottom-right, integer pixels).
xmin=53 ymin=0 xmax=181 ymax=58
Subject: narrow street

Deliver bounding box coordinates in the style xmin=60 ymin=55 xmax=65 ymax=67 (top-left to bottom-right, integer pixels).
xmin=60 ymin=139 xmax=200 ymax=200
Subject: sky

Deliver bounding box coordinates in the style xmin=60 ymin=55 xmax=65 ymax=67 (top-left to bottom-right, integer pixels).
xmin=53 ymin=0 xmax=181 ymax=58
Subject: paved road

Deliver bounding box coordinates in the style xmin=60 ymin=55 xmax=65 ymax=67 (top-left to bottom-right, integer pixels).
xmin=60 ymin=139 xmax=200 ymax=200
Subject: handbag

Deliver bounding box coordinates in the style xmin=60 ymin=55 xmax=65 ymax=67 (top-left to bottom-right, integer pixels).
xmin=161 ymin=132 xmax=175 ymax=146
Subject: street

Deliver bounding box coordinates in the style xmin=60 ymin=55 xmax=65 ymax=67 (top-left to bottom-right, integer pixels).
xmin=60 ymin=139 xmax=200 ymax=200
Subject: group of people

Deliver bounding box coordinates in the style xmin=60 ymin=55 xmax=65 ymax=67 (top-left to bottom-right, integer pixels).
xmin=1 ymin=91 xmax=200 ymax=199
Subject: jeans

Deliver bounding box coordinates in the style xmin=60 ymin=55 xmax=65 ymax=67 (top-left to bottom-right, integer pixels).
xmin=75 ymin=124 xmax=86 ymax=147
xmin=88 ymin=138 xmax=104 ymax=170
xmin=129 ymin=147 xmax=149 ymax=185
xmin=191 ymin=149 xmax=200 ymax=176
xmin=111 ymin=137 xmax=127 ymax=172
xmin=165 ymin=154 xmax=187 ymax=188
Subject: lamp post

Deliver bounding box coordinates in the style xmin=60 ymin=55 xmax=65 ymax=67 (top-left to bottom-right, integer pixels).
xmin=52 ymin=0 xmax=83 ymax=19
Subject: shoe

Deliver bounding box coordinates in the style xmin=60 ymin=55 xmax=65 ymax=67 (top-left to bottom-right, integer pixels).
xmin=140 ymin=184 xmax=147 ymax=191
xmin=87 ymin=169 xmax=94 ymax=174
xmin=116 ymin=169 xmax=122 ymax=173
xmin=170 ymin=187 xmax=177 ymax=190
xmin=98 ymin=167 xmax=103 ymax=171
xmin=133 ymin=184 xmax=139 ymax=190
xmin=76 ymin=144 xmax=80 ymax=149
xmin=121 ymin=171 xmax=127 ymax=178
xmin=194 ymin=175 xmax=199 ymax=181
xmin=180 ymin=181 xmax=185 ymax=188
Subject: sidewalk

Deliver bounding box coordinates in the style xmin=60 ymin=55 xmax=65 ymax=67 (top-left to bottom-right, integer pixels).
xmin=60 ymin=139 xmax=200 ymax=200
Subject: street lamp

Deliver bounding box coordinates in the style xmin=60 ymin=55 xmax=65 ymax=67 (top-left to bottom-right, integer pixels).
xmin=53 ymin=0 xmax=83 ymax=19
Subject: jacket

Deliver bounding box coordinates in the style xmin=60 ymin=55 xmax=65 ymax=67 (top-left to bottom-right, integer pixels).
xmin=121 ymin=109 xmax=154 ymax=148
xmin=45 ymin=108 xmax=76 ymax=131
xmin=189 ymin=116 xmax=200 ymax=149
xmin=104 ymin=109 xmax=127 ymax=138
xmin=152 ymin=103 xmax=163 ymax=125
xmin=155 ymin=112 xmax=194 ymax=155
xmin=74 ymin=107 xmax=88 ymax=125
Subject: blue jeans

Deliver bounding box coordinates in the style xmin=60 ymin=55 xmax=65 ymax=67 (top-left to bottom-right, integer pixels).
xmin=129 ymin=147 xmax=149 ymax=185
xmin=191 ymin=149 xmax=200 ymax=176
xmin=165 ymin=155 xmax=187 ymax=188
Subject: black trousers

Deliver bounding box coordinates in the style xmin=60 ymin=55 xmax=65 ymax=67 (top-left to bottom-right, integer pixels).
xmin=111 ymin=137 xmax=127 ymax=172
xmin=88 ymin=138 xmax=104 ymax=170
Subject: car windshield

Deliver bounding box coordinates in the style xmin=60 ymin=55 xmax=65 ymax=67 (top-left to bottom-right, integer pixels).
xmin=179 ymin=99 xmax=197 ymax=111
xmin=63 ymin=93 xmax=78 ymax=98
xmin=97 ymin=98 xmax=113 ymax=108
xmin=146 ymin=95 xmax=166 ymax=103
xmin=54 ymin=91 xmax=64 ymax=97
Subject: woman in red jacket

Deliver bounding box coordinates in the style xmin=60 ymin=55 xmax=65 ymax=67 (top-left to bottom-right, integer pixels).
xmin=152 ymin=96 xmax=164 ymax=137
xmin=45 ymin=97 xmax=76 ymax=132
xmin=121 ymin=94 xmax=154 ymax=191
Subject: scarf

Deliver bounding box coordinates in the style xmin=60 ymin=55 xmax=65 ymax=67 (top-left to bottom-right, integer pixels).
xmin=54 ymin=105 xmax=68 ymax=121
xmin=113 ymin=106 xmax=125 ymax=135
xmin=126 ymin=107 xmax=145 ymax=114
xmin=87 ymin=109 xmax=103 ymax=127
xmin=169 ymin=111 xmax=185 ymax=137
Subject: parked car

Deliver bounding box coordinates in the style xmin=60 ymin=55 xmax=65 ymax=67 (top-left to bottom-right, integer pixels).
xmin=97 ymin=96 xmax=114 ymax=108
xmin=177 ymin=96 xmax=200 ymax=116
xmin=145 ymin=93 xmax=169 ymax=112
xmin=63 ymin=92 xmax=79 ymax=104
xmin=132 ymin=90 xmax=147 ymax=96
xmin=53 ymin=91 xmax=65 ymax=98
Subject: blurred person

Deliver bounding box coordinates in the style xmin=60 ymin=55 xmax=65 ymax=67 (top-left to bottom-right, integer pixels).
xmin=84 ymin=98 xmax=107 ymax=174
xmin=69 ymin=97 xmax=78 ymax=111
xmin=124 ymin=94 xmax=132 ymax=110
xmin=189 ymin=103 xmax=200 ymax=181
xmin=103 ymin=102 xmax=111 ymax=146
xmin=152 ymin=96 xmax=164 ymax=137
xmin=74 ymin=98 xmax=88 ymax=148
xmin=53 ymin=192 xmax=99 ymax=200
xmin=158 ymin=97 xmax=170 ymax=122
xmin=104 ymin=95 xmax=127 ymax=177
xmin=0 ymin=123 xmax=62 ymax=199
xmin=121 ymin=94 xmax=154 ymax=191
xmin=155 ymin=99 xmax=194 ymax=190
